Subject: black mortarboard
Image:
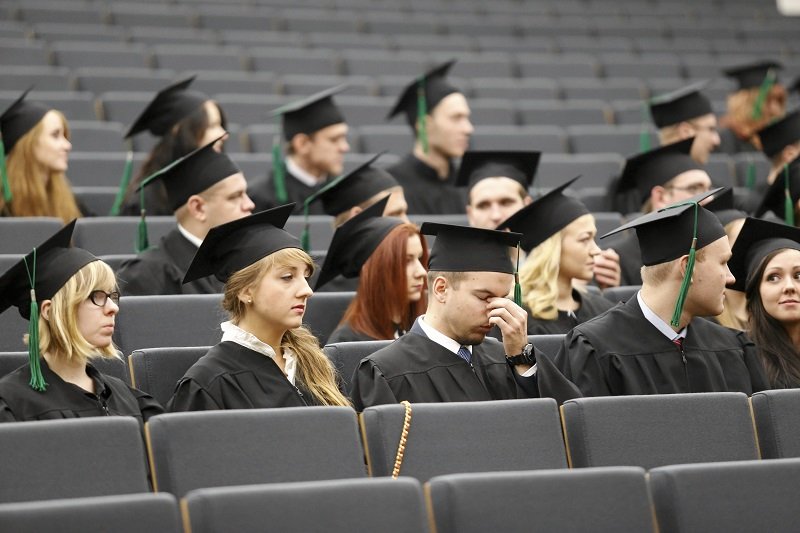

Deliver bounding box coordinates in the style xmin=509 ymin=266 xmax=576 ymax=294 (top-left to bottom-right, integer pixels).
xmin=125 ymin=76 xmax=208 ymax=139
xmin=387 ymin=60 xmax=459 ymax=128
xmin=722 ymin=60 xmax=783 ymax=91
xmin=314 ymin=197 xmax=403 ymax=290
xmin=183 ymin=204 xmax=301 ymax=284
xmin=137 ymin=136 xmax=239 ymax=212
xmin=422 ymin=222 xmax=521 ymax=274
xmin=706 ymin=187 xmax=747 ymax=228
xmin=728 ymin=217 xmax=800 ymax=292
xmin=616 ymin=138 xmax=703 ymax=204
xmin=455 ymin=150 xmax=540 ymax=192
xmin=0 ymin=89 xmax=50 ymax=153
xmin=649 ymin=81 xmax=714 ymax=129
xmin=497 ymin=176 xmax=589 ymax=253
xmin=311 ymin=152 xmax=398 ymax=217
xmin=791 ymin=75 xmax=800 ymax=94
xmin=758 ymin=109 xmax=800 ymax=158
xmin=274 ymin=85 xmax=347 ymax=141
xmin=754 ymin=161 xmax=800 ymax=223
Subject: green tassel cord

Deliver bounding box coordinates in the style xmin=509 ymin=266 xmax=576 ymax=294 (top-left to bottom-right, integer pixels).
xmin=300 ymin=201 xmax=311 ymax=252
xmin=784 ymin=164 xmax=795 ymax=226
xmin=745 ymin=159 xmax=757 ymax=190
xmin=0 ymin=137 xmax=11 ymax=204
xmin=136 ymin=183 xmax=149 ymax=253
xmin=23 ymin=250 xmax=47 ymax=392
xmin=639 ymin=103 xmax=651 ymax=153
xmin=751 ymin=68 xmax=777 ymax=121
xmin=272 ymin=115 xmax=288 ymax=204
xmin=109 ymin=149 xmax=134 ymax=216
xmin=513 ymin=243 xmax=522 ymax=307
xmin=416 ymin=76 xmax=429 ymax=154
xmin=670 ymin=202 xmax=699 ymax=328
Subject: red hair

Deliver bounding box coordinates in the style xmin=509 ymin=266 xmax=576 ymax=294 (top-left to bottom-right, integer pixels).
xmin=339 ymin=223 xmax=428 ymax=340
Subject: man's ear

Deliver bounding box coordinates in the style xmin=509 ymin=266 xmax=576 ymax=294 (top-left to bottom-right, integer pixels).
xmin=523 ymin=195 xmax=533 ymax=206
xmin=651 ymin=185 xmax=667 ymax=207
xmin=39 ymin=300 xmax=52 ymax=321
xmin=290 ymin=133 xmax=312 ymax=156
xmin=432 ymin=276 xmax=448 ymax=303
xmin=185 ymin=195 xmax=206 ymax=221
xmin=677 ymin=121 xmax=694 ymax=139
xmin=349 ymin=205 xmax=362 ymax=218
xmin=782 ymin=144 xmax=800 ymax=165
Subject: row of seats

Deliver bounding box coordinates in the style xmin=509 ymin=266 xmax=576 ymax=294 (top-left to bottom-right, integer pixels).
xmin=0 ymin=391 xmax=798 ymax=504
xmin=4 ymin=458 xmax=800 ymax=533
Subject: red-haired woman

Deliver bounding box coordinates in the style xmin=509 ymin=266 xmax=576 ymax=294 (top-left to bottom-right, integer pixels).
xmin=316 ymin=199 xmax=428 ymax=343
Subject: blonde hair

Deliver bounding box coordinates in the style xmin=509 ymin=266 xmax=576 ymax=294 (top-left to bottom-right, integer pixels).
xmin=519 ymin=231 xmax=562 ymax=320
xmin=0 ymin=111 xmax=82 ymax=222
xmin=222 ymin=248 xmax=350 ymax=407
xmin=36 ymin=260 xmax=119 ymax=364
xmin=641 ymin=247 xmax=708 ymax=286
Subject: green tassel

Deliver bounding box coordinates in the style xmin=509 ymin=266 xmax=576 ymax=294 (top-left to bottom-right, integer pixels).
xmin=670 ymin=203 xmax=699 ymax=328
xmin=136 ymin=186 xmax=149 ymax=253
xmin=0 ymin=137 xmax=10 ymax=204
xmin=785 ymin=164 xmax=795 ymax=226
xmin=300 ymin=201 xmax=311 ymax=252
xmin=745 ymin=160 xmax=757 ymax=190
xmin=639 ymin=104 xmax=651 ymax=153
xmin=23 ymin=250 xmax=46 ymax=392
xmin=272 ymin=115 xmax=288 ymax=204
xmin=513 ymin=243 xmax=522 ymax=306
xmin=109 ymin=149 xmax=134 ymax=216
xmin=416 ymin=77 xmax=429 ymax=154
xmin=752 ymin=68 xmax=776 ymax=121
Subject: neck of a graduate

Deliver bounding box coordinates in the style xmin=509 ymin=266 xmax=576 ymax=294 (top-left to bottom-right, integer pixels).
xmin=236 ymin=312 xmax=286 ymax=360
xmin=413 ymin=142 xmax=450 ymax=179
xmin=640 ymin=282 xmax=693 ymax=331
xmin=784 ymin=321 xmax=800 ymax=350
xmin=287 ymin=154 xmax=327 ymax=183
xmin=725 ymin=290 xmax=748 ymax=324
xmin=423 ymin=302 xmax=458 ymax=342
xmin=556 ymin=274 xmax=578 ymax=311
xmin=42 ymin=351 xmax=94 ymax=392
xmin=178 ymin=213 xmax=210 ymax=241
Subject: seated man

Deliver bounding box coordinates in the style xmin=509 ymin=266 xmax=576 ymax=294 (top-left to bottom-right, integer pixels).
xmin=758 ymin=109 xmax=800 ymax=187
xmin=116 ymin=138 xmax=255 ymax=295
xmin=537 ymin=191 xmax=769 ymax=402
xmin=351 ymin=223 xmax=538 ymax=409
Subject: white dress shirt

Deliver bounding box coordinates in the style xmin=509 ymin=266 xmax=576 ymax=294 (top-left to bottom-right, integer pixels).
xmin=220 ymin=321 xmax=297 ymax=385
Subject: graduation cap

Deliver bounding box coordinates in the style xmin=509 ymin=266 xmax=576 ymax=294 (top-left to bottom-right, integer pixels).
xmin=602 ymin=189 xmax=727 ymax=326
xmin=314 ymin=196 xmax=402 ymax=290
xmin=616 ymin=138 xmax=703 ymax=205
xmin=311 ymin=152 xmax=398 ymax=217
xmin=754 ymin=161 xmax=800 ymax=225
xmin=0 ymin=89 xmax=51 ymax=204
xmin=706 ymin=187 xmax=747 ymax=228
xmin=496 ymin=176 xmax=589 ymax=253
xmin=723 ymin=61 xmax=783 ymax=91
xmin=183 ymin=204 xmax=300 ymax=284
xmin=758 ymin=109 xmax=800 ymax=158
xmin=0 ymin=220 xmax=98 ymax=391
xmin=649 ymin=81 xmax=714 ymax=129
xmin=728 ymin=217 xmax=800 ymax=291
xmin=386 ymin=60 xmax=459 ymax=153
xmin=125 ymin=77 xmax=208 ymax=139
xmin=455 ymin=150 xmax=540 ymax=193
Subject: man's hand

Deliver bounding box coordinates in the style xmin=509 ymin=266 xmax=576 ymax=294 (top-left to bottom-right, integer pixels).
xmin=594 ymin=248 xmax=621 ymax=289
xmin=487 ymin=297 xmax=528 ymax=357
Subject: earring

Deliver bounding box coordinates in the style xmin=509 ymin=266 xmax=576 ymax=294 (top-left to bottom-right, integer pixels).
xmin=248 ymin=298 xmax=253 ymax=304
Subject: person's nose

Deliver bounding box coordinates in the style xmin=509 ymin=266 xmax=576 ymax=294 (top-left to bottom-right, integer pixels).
xmin=242 ymin=192 xmax=255 ymax=213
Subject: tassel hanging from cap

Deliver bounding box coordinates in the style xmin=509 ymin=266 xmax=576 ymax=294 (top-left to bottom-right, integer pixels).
xmin=416 ymin=76 xmax=429 ymax=155
xmin=109 ymin=147 xmax=134 ymax=216
xmin=300 ymin=200 xmax=311 ymax=252
xmin=23 ymin=250 xmax=47 ymax=392
xmin=136 ymin=185 xmax=149 ymax=253
xmin=745 ymin=158 xmax=757 ymax=190
xmin=0 ymin=136 xmax=11 ymax=204
xmin=670 ymin=203 xmax=699 ymax=328
xmin=513 ymin=243 xmax=523 ymax=307
xmin=272 ymin=115 xmax=288 ymax=204
xmin=639 ymin=103 xmax=651 ymax=153
xmin=752 ymin=68 xmax=777 ymax=121
xmin=784 ymin=163 xmax=795 ymax=226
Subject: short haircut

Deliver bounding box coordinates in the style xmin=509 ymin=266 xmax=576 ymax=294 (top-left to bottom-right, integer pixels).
xmin=640 ymin=246 xmax=708 ymax=286
xmin=426 ymin=270 xmax=466 ymax=292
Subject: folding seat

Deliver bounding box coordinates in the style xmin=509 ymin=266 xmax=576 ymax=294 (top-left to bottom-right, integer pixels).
xmin=576 ymin=187 xmax=611 ymax=211
xmin=470 ymin=78 xmax=560 ymax=100
xmin=341 ymin=50 xmax=427 ymax=78
xmin=561 ymin=392 xmax=760 ymax=469
xmin=196 ymin=5 xmax=276 ymax=32
xmin=517 ymin=17 xmax=594 ymax=38
xmin=475 ymin=35 xmax=555 ymax=54
xmin=128 ymin=26 xmax=219 ymax=46
xmin=0 ymin=40 xmax=52 ymax=67
xmin=0 ymin=217 xmax=64 ymax=255
xmin=555 ymin=35 xmax=635 ymax=54
xmin=358 ymin=125 xmax=412 ymax=154
xmin=334 ymin=96 xmax=395 ymax=128
xmin=516 ymin=53 xmax=600 ymax=79
xmin=72 ymin=187 xmax=118 ymax=218
xmin=107 ymin=4 xmax=196 ymax=28
xmin=32 ymin=22 xmax=125 ymax=43
xmin=591 ymin=211 xmax=624 ymax=238
xmin=0 ymin=90 xmax=98 ymax=121
xmin=73 ymin=67 xmax=175 ymax=95
xmin=280 ymin=9 xmax=363 ymax=34
xmin=427 ymin=467 xmax=654 ymax=533
xmin=183 ymin=477 xmax=426 ymax=533
xmin=594 ymin=18 xmax=667 ymax=39
xmin=527 ymin=334 xmax=565 ymax=358
xmin=67 ymin=151 xmax=148 ymax=187
xmin=152 ymin=45 xmax=247 ymax=72
xmin=67 ymin=121 xmax=126 ymax=152
xmin=567 ymin=124 xmax=658 ymax=155
xmin=97 ymin=253 xmax=136 ymax=273
xmin=212 ymin=93 xmax=287 ymax=125
xmin=52 ymin=42 xmax=152 ymax=70
xmin=278 ymin=74 xmax=374 ymax=97
xmin=601 ymin=284 xmax=641 ymax=304
xmin=650 ymin=458 xmax=800 ymax=533
xmin=601 ymin=53 xmax=683 ymax=80
xmin=517 ymin=99 xmax=610 ymax=127
xmin=323 ymin=340 xmax=392 ymax=394
xmin=750 ymin=389 xmax=800 ymax=459
xmin=249 ymin=46 xmax=341 ymax=76
xmin=0 ymin=493 xmax=181 ymax=533
xmin=634 ymin=36 xmax=712 ymax=54
xmin=561 ymin=77 xmax=645 ymax=101
xmin=365 ymin=13 xmax=441 ymax=35
xmin=470 ymin=125 xmax=568 ymax=154
xmin=444 ymin=18 xmax=520 ymax=38
xmin=467 ymin=98 xmax=518 ymax=126
xmin=360 ymin=399 xmax=567 ymax=481
xmin=219 ymin=29 xmax=304 ymax=48
xmin=72 ymin=217 xmax=176 ymax=256
xmin=302 ymin=292 xmax=356 ymax=346
xmin=377 ymin=74 xmax=469 ymax=99
xmin=733 ymin=152 xmax=771 ymax=188
xmin=18 ymin=3 xmax=107 ymax=25
xmin=536 ymin=153 xmax=624 ymax=189
xmin=0 ymin=417 xmax=150 ymax=503
xmin=128 ymin=346 xmax=210 ymax=406
xmin=145 ymin=407 xmax=366 ymax=496
xmin=394 ymin=34 xmax=476 ymax=53
xmin=430 ymin=53 xmax=516 ymax=79
xmin=178 ymin=71 xmax=276 ymax=97
xmin=705 ymin=154 xmax=736 ymax=188
xmin=112 ymin=294 xmax=225 ymax=357
xmin=230 ymin=153 xmax=272 ymax=181
xmin=306 ymin=32 xmax=390 ymax=51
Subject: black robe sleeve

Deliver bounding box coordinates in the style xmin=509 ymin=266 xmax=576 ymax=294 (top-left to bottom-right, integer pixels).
xmin=249 ymin=168 xmax=327 ymax=215
xmin=350 ymin=359 xmax=399 ymax=411
xmin=327 ymin=324 xmax=377 ymax=344
xmin=167 ymin=378 xmax=224 ymax=412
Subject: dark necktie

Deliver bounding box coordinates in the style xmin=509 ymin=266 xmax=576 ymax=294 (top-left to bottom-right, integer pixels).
xmin=457 ymin=345 xmax=472 ymax=364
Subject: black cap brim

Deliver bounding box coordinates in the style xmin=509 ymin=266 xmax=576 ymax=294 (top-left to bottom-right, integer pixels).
xmin=728 ymin=217 xmax=800 ymax=291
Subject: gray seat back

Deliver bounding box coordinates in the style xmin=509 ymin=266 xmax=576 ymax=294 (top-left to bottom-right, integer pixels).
xmin=302 ymin=291 xmax=355 ymax=346
xmin=323 ymin=340 xmax=392 ymax=395
xmin=751 ymin=389 xmax=800 ymax=459
xmin=129 ymin=347 xmax=210 ymax=406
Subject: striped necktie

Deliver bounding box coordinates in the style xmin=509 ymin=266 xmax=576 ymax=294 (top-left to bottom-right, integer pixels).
xmin=457 ymin=345 xmax=472 ymax=364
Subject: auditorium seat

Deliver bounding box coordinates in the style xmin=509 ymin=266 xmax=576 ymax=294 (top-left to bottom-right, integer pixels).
xmin=212 ymin=93 xmax=288 ymax=125
xmin=279 ymin=74 xmax=374 ymax=97
xmin=527 ymin=334 xmax=565 ymax=359
xmin=0 ymin=66 xmax=72 ymax=92
xmin=470 ymin=78 xmax=560 ymax=100
xmin=561 ymin=77 xmax=645 ymax=101
xmin=152 ymin=45 xmax=247 ymax=72
xmin=469 ymin=125 xmax=568 ymax=153
xmin=52 ymin=42 xmax=152 ymax=70
xmin=303 ymin=292 xmax=356 ymax=346
xmin=73 ymin=217 xmax=176 ymax=256
xmin=145 ymin=407 xmax=366 ymax=496
xmin=128 ymin=346 xmax=210 ymax=406
xmin=249 ymin=46 xmax=340 ymax=76
xmin=568 ymin=124 xmax=659 ymax=155
xmin=517 ymin=100 xmax=610 ymax=127
xmin=515 ymin=53 xmax=600 ymax=79
xmin=601 ymin=285 xmax=641 ymax=304
xmin=561 ymin=392 xmax=760 ymax=469
xmin=0 ymin=90 xmax=97 ymax=122
xmin=284 ymin=215 xmax=336 ymax=255
xmin=750 ymin=389 xmax=800 ymax=459
xmin=67 ymin=151 xmax=148 ymax=187
xmin=536 ymin=153 xmax=624 ymax=189
xmin=361 ymin=399 xmax=567 ymax=481
xmin=427 ymin=467 xmax=654 ymax=533
xmin=183 ymin=477 xmax=427 ymax=533
xmin=323 ymin=340 xmax=392 ymax=394
xmin=357 ymin=125 xmax=413 ymax=154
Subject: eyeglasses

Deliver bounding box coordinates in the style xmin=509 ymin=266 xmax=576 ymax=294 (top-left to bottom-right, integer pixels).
xmin=89 ymin=290 xmax=120 ymax=307
xmin=666 ymin=184 xmax=711 ymax=195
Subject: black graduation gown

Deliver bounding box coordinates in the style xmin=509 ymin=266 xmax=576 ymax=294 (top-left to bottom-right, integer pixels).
xmin=351 ymin=326 xmax=533 ymax=411
xmin=116 ymin=228 xmax=222 ymax=296
xmin=248 ymin=167 xmax=327 ymax=215
xmin=327 ymin=324 xmax=378 ymax=344
xmin=386 ymin=153 xmax=466 ymax=215
xmin=120 ymin=182 xmax=173 ymax=217
xmin=538 ymin=296 xmax=770 ymax=404
xmin=315 ymin=274 xmax=359 ymax=293
xmin=525 ymin=290 xmax=616 ymax=335
xmin=603 ymin=231 xmax=643 ymax=286
xmin=0 ymin=359 xmax=163 ymax=423
xmin=167 ymin=341 xmax=318 ymax=411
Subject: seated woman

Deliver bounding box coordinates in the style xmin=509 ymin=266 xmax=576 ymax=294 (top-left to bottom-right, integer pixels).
xmin=497 ymin=177 xmax=614 ymax=335
xmin=0 ymin=90 xmax=85 ymax=221
xmin=168 ymin=204 xmax=350 ymax=411
xmin=120 ymin=76 xmax=228 ymax=216
xmin=729 ymin=217 xmax=800 ymax=388
xmin=318 ymin=197 xmax=427 ymax=343
xmin=709 ymin=188 xmax=748 ymax=330
xmin=0 ymin=220 xmax=163 ymax=422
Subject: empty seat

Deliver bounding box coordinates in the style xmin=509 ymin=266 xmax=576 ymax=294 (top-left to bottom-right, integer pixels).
xmin=427 ymin=467 xmax=654 ymax=533
xmin=366 ymin=13 xmax=440 ymax=35
xmin=248 ymin=47 xmax=339 ymax=76
xmin=561 ymin=77 xmax=645 ymax=101
xmin=650 ymin=458 xmax=800 ymax=533
xmin=127 ymin=26 xmax=219 ymax=47
xmin=0 ymin=217 xmax=64 ymax=255
xmin=705 ymin=154 xmax=736 ymax=188
xmin=188 ymin=71 xmax=277 ymax=96
xmin=281 ymin=9 xmax=363 ymax=34
xmin=145 ymin=407 xmax=366 ymax=496
xmin=357 ymin=125 xmax=413 ymax=154
xmin=0 ymin=66 xmax=72 ymax=92
xmin=536 ymin=153 xmax=624 ymax=189
xmin=67 ymin=151 xmax=148 ymax=187
xmin=0 ymin=417 xmax=150 ymax=503
xmin=74 ymin=67 xmax=176 ymax=95
xmin=196 ymin=6 xmax=276 ymax=32
xmin=108 ymin=4 xmax=196 ymax=28
xmin=97 ymin=253 xmax=136 ymax=273
xmin=184 ymin=477 xmax=427 ymax=533
xmin=467 ymin=98 xmax=518 ymax=126
xmin=72 ymin=217 xmax=176 ymax=256
xmin=470 ymin=77 xmax=560 ymax=100
xmin=601 ymin=53 xmax=683 ymax=79
xmin=112 ymin=294 xmax=224 ymax=357
xmin=561 ymin=392 xmax=760 ymax=469
xmin=323 ymin=340 xmax=392 ymax=394
xmin=470 ymin=125 xmax=568 ymax=153
xmin=527 ymin=334 xmax=565 ymax=358
xmin=733 ymin=153 xmax=771 ymax=188
xmin=284 ymin=215 xmax=336 ymax=255
xmin=128 ymin=346 xmax=210 ymax=406
xmin=516 ymin=53 xmax=599 ymax=79
xmin=335 ymin=96 xmax=395 ymax=128
xmin=75 ymin=185 xmax=116 ymax=216
xmin=19 ymin=4 xmax=107 ymax=25
xmin=52 ymin=42 xmax=151 ymax=70
xmin=751 ymin=389 xmax=800 ymax=459
xmin=361 ymin=399 xmax=567 ymax=481
xmin=0 ymin=493 xmax=181 ymax=533
xmin=279 ymin=74 xmax=374 ymax=97
xmin=568 ymin=124 xmax=658 ymax=155
xmin=302 ymin=292 xmax=356 ymax=346
xmin=341 ymin=50 xmax=424 ymax=78
xmin=518 ymin=100 xmax=609 ymax=127
xmin=67 ymin=121 xmax=127 ymax=152
xmin=394 ymin=34 xmax=474 ymax=53
xmin=601 ymin=285 xmax=641 ymax=304
xmin=213 ymin=93 xmax=287 ymax=124
xmin=99 ymin=91 xmax=159 ymax=124
xmin=152 ymin=45 xmax=246 ymax=72
xmin=0 ymin=90 xmax=96 ymax=122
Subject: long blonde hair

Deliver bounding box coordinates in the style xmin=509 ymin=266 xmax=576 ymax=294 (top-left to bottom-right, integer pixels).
xmin=222 ymin=248 xmax=350 ymax=407
xmin=0 ymin=110 xmax=82 ymax=222
xmin=36 ymin=260 xmax=119 ymax=364
xmin=520 ymin=232 xmax=562 ymax=320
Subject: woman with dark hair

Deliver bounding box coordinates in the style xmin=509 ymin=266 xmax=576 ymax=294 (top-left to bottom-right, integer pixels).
xmin=320 ymin=198 xmax=428 ymax=343
xmin=120 ymin=76 xmax=227 ymax=216
xmin=729 ymin=217 xmax=800 ymax=388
